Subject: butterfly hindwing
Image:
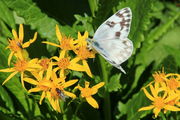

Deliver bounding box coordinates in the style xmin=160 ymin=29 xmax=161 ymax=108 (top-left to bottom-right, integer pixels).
xmin=93 ymin=7 xmax=132 ymax=40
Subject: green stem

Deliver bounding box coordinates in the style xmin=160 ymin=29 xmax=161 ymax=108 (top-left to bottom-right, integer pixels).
xmin=98 ymin=56 xmax=111 ymax=120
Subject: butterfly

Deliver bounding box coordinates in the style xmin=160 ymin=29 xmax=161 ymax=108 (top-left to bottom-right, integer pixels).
xmin=87 ymin=7 xmax=133 ymax=74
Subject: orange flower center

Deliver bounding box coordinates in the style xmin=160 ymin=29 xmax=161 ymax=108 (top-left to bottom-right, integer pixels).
xmin=9 ymin=40 xmax=22 ymax=52
xmin=39 ymin=58 xmax=50 ymax=70
xmin=167 ymin=78 xmax=179 ymax=90
xmin=81 ymin=88 xmax=92 ymax=97
xmin=60 ymin=37 xmax=73 ymax=50
xmin=153 ymin=97 xmax=165 ymax=109
xmin=153 ymin=72 xmax=166 ymax=83
xmin=57 ymin=58 xmax=70 ymax=69
xmin=14 ymin=60 xmax=28 ymax=72
xmin=75 ymin=46 xmax=95 ymax=60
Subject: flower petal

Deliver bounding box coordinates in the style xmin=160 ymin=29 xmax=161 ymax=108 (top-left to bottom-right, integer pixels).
xmin=42 ymin=41 xmax=60 ymax=48
xmin=138 ymin=105 xmax=154 ymax=111
xmin=153 ymin=108 xmax=161 ymax=118
xmin=8 ymin=51 xmax=14 ymax=66
xmin=86 ymin=97 xmax=99 ymax=109
xmin=2 ymin=71 xmax=18 ymax=85
xmin=19 ymin=24 xmax=24 ymax=42
xmin=12 ymin=29 xmax=18 ymax=40
xmin=24 ymin=78 xmax=38 ymax=85
xmin=164 ymin=105 xmax=180 ymax=111
xmin=142 ymin=87 xmax=155 ymax=101
xmin=64 ymin=80 xmax=78 ymax=88
xmin=64 ymin=91 xmax=76 ymax=98
xmin=39 ymin=91 xmax=46 ymax=104
xmin=56 ymin=25 xmax=62 ymax=42
xmin=28 ymin=87 xmax=42 ymax=93
xmin=82 ymin=60 xmax=92 ymax=77
xmin=0 ymin=68 xmax=15 ymax=72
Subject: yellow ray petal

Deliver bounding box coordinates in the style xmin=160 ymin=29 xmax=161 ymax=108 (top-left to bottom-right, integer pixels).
xmin=138 ymin=105 xmax=154 ymax=111
xmin=8 ymin=51 xmax=14 ymax=66
xmin=21 ymin=72 xmax=25 ymax=89
xmin=56 ymin=25 xmax=62 ymax=42
xmin=60 ymin=50 xmax=66 ymax=59
xmin=82 ymin=60 xmax=92 ymax=77
xmin=0 ymin=68 xmax=15 ymax=72
xmin=150 ymin=85 xmax=157 ymax=98
xmin=64 ymin=80 xmax=78 ymax=88
xmin=142 ymin=88 xmax=155 ymax=101
xmin=70 ymin=57 xmax=80 ymax=64
xmin=19 ymin=24 xmax=24 ymax=42
xmin=12 ymin=29 xmax=18 ymax=40
xmin=92 ymin=82 xmax=105 ymax=90
xmin=42 ymin=41 xmax=60 ymax=48
xmin=69 ymin=64 xmax=85 ymax=71
xmin=28 ymin=87 xmax=42 ymax=93
xmin=64 ymin=91 xmax=76 ymax=98
xmin=86 ymin=97 xmax=99 ymax=109
xmin=46 ymin=62 xmax=52 ymax=80
xmin=2 ymin=71 xmax=18 ymax=85
xmin=153 ymin=108 xmax=161 ymax=118
xmin=85 ymin=81 xmax=90 ymax=88
xmin=39 ymin=91 xmax=46 ymax=104
xmin=24 ymin=78 xmax=38 ymax=85
xmin=164 ymin=105 xmax=180 ymax=111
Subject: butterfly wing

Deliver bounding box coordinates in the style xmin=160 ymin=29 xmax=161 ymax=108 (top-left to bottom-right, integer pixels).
xmin=90 ymin=7 xmax=133 ymax=73
xmin=93 ymin=7 xmax=132 ymax=40
xmin=91 ymin=38 xmax=133 ymax=73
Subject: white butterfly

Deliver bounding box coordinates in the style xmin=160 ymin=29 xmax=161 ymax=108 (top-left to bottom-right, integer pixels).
xmin=87 ymin=7 xmax=133 ymax=74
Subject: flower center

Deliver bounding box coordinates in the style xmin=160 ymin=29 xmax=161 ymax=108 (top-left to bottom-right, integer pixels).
xmin=57 ymin=58 xmax=70 ymax=69
xmin=167 ymin=78 xmax=179 ymax=90
xmin=153 ymin=72 xmax=166 ymax=83
xmin=153 ymin=97 xmax=165 ymax=109
xmin=75 ymin=46 xmax=95 ymax=60
xmin=81 ymin=88 xmax=92 ymax=97
xmin=60 ymin=37 xmax=73 ymax=50
xmin=9 ymin=40 xmax=22 ymax=52
xmin=14 ymin=60 xmax=28 ymax=72
xmin=39 ymin=58 xmax=50 ymax=70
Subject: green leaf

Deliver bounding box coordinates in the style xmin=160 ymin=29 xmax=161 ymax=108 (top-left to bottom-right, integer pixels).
xmin=107 ymin=74 xmax=122 ymax=92
xmin=0 ymin=0 xmax=15 ymax=29
xmin=0 ymin=85 xmax=15 ymax=113
xmin=88 ymin=0 xmax=98 ymax=17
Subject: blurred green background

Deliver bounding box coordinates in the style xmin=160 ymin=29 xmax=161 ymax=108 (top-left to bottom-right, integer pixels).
xmin=0 ymin=0 xmax=179 ymax=120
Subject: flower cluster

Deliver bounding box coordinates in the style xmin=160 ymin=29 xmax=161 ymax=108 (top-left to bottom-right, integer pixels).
xmin=138 ymin=69 xmax=180 ymax=118
xmin=0 ymin=24 xmax=105 ymax=112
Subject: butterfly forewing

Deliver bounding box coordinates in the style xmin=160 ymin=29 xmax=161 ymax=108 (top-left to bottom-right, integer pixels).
xmin=93 ymin=7 xmax=132 ymax=40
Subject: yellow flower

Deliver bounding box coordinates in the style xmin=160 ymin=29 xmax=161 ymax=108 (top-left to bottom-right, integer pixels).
xmin=52 ymin=50 xmax=85 ymax=77
xmin=0 ymin=58 xmax=41 ymax=88
xmin=42 ymin=25 xmax=75 ymax=52
xmin=24 ymin=70 xmax=77 ymax=112
xmin=162 ymin=73 xmax=180 ymax=95
xmin=76 ymin=81 xmax=105 ymax=109
xmin=6 ymin=24 xmax=37 ymax=65
xmin=138 ymin=84 xmax=180 ymax=118
xmin=73 ymin=32 xmax=96 ymax=78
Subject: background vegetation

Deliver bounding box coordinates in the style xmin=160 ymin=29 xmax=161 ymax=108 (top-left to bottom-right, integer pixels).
xmin=0 ymin=0 xmax=179 ymax=120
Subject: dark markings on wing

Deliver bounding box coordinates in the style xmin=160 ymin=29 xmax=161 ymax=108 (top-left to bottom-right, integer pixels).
xmin=105 ymin=21 xmax=116 ymax=27
xmin=115 ymin=32 xmax=121 ymax=37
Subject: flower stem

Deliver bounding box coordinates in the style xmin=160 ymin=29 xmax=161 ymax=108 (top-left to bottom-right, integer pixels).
xmin=98 ymin=55 xmax=111 ymax=120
